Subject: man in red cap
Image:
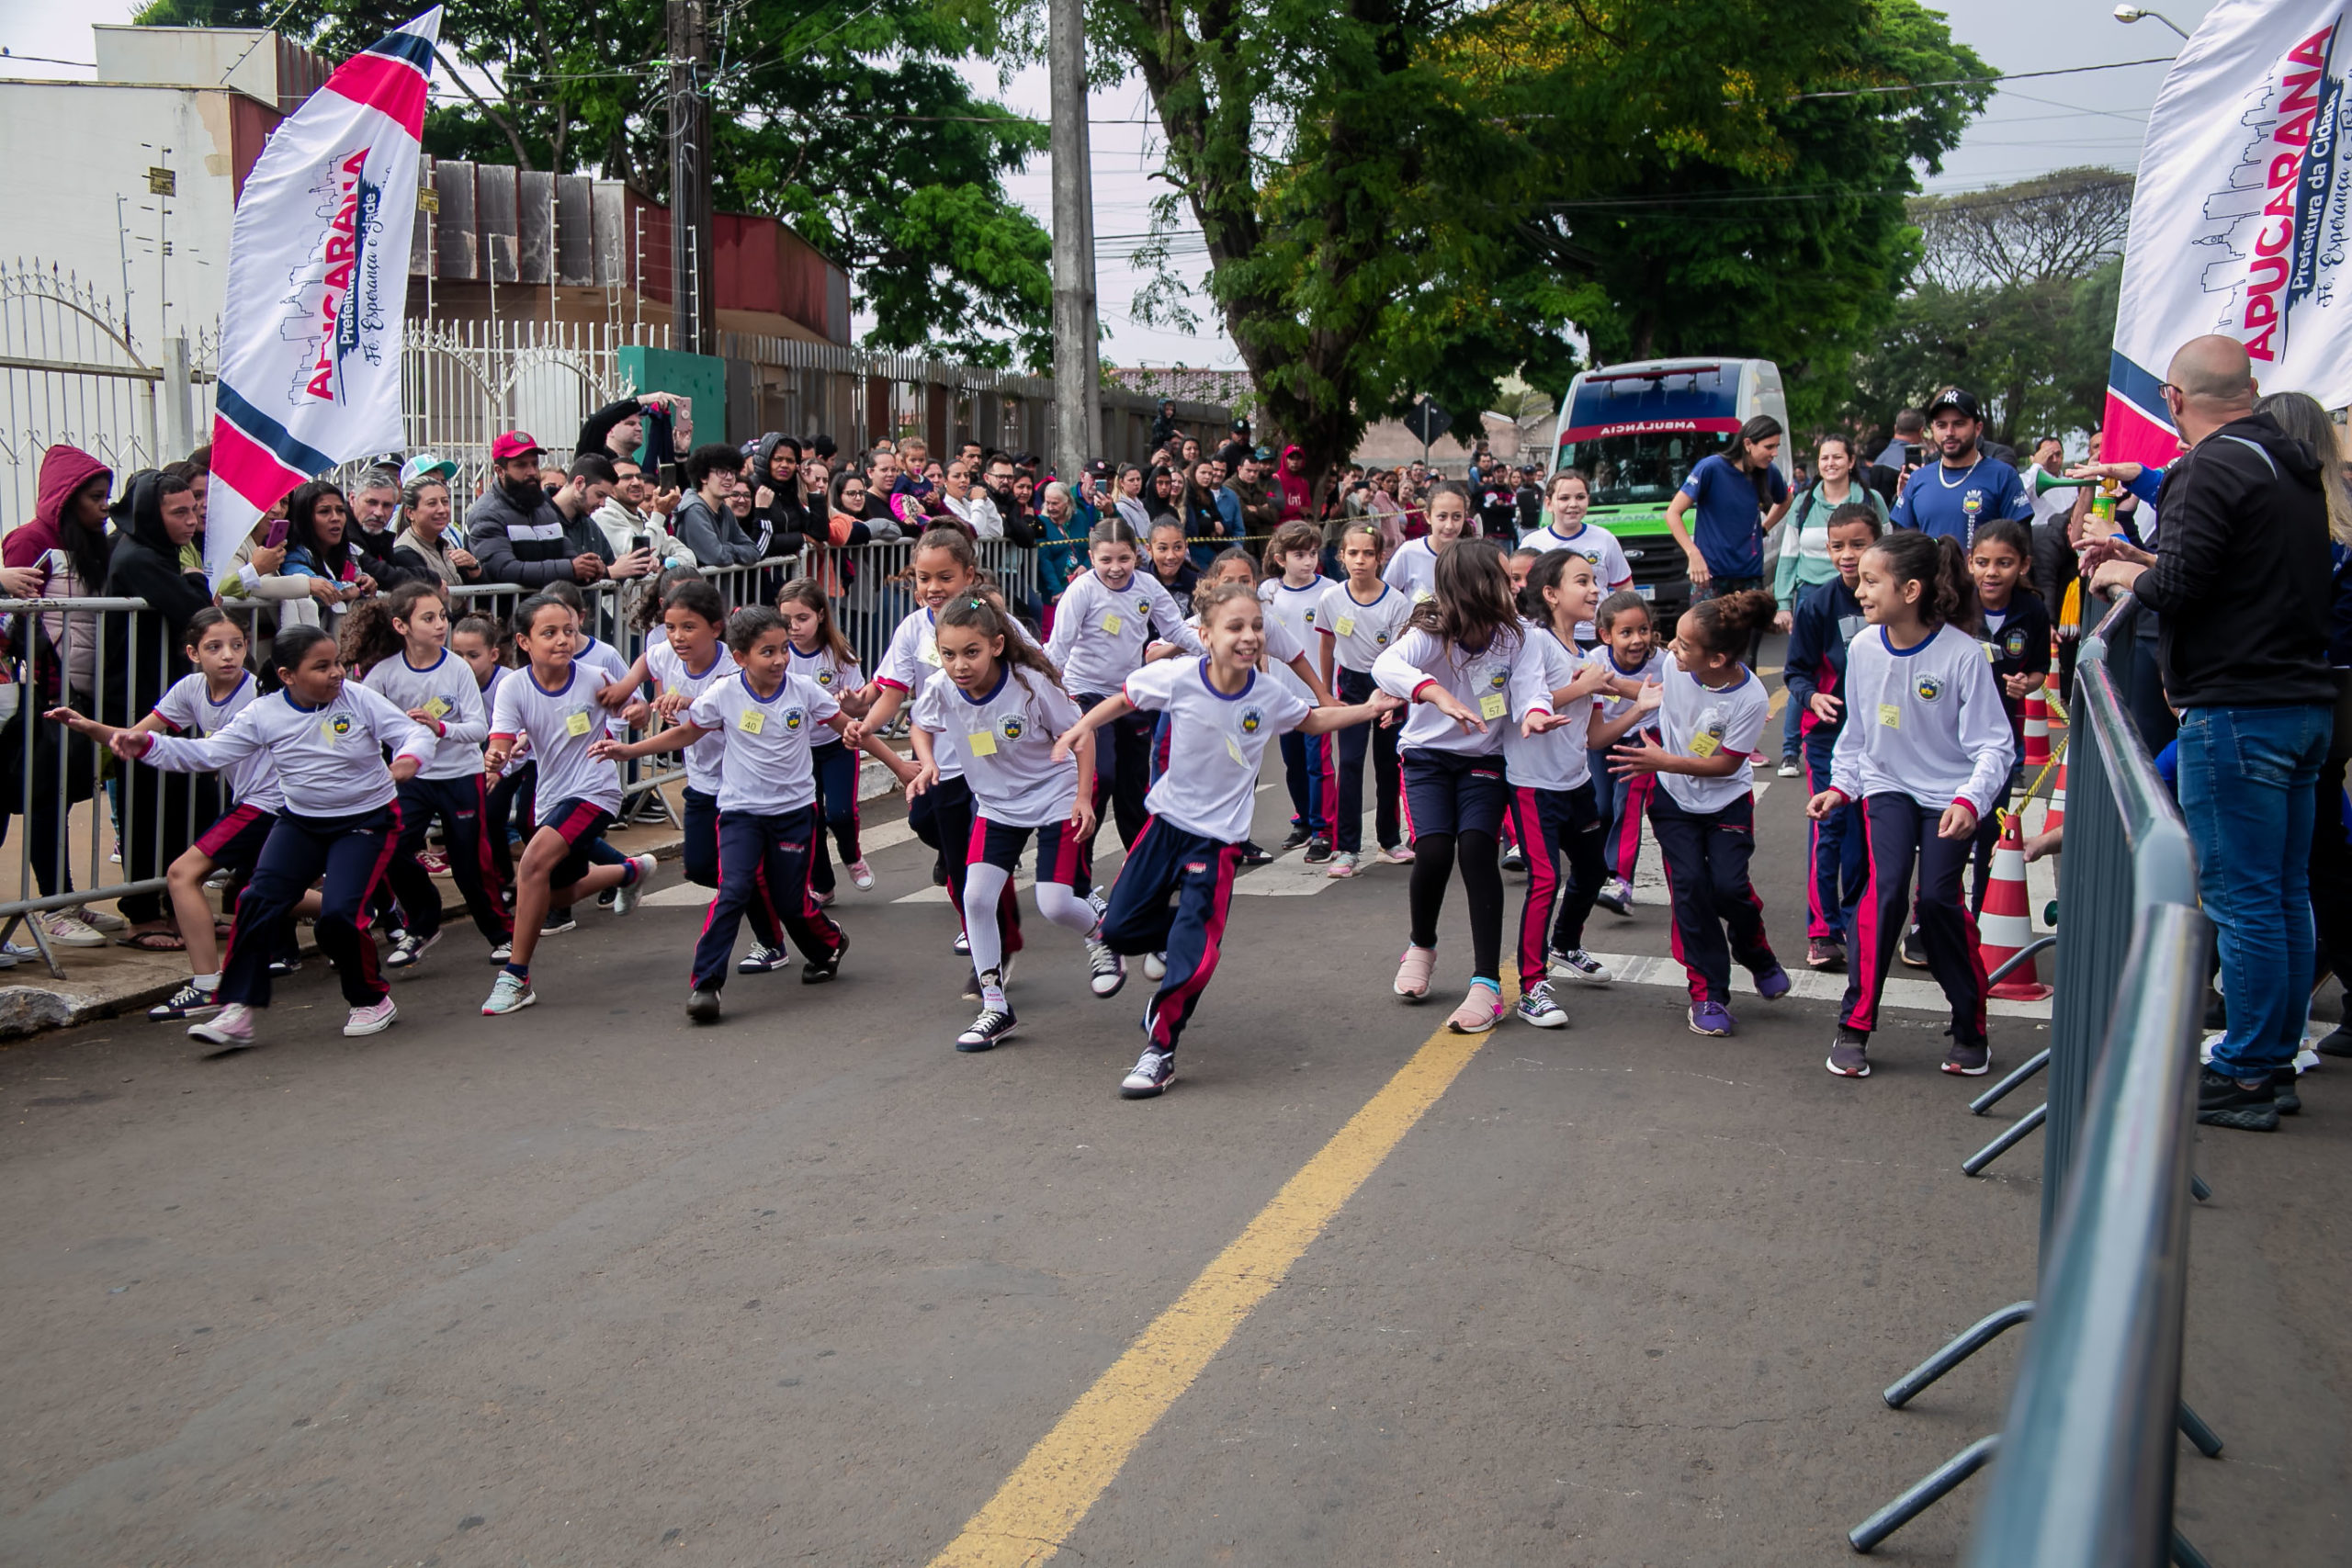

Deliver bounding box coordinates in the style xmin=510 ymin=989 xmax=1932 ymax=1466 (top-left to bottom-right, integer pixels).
xmin=464 ymin=432 xmax=611 ymax=589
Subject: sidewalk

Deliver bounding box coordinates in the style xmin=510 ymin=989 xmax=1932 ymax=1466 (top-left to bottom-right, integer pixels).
xmin=0 ymin=750 xmax=909 ymax=1039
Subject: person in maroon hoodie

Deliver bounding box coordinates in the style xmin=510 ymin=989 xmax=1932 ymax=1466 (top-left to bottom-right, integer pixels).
xmin=1274 ymin=444 xmax=1316 ymax=523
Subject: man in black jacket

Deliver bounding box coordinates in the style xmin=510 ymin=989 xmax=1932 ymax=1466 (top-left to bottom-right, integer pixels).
xmin=2087 ymin=333 xmax=2335 ymax=1133
xmin=466 ymin=432 xmax=610 ymax=590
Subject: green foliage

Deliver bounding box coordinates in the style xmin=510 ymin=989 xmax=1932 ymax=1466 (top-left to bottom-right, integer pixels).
xmin=148 ymin=0 xmax=1052 ymax=358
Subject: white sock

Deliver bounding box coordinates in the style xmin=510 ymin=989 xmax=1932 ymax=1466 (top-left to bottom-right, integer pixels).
xmin=963 ymin=862 xmax=1012 ymax=977
xmin=193 ymin=970 xmax=221 ymax=989
xmin=1035 ymin=881 xmax=1100 ymax=936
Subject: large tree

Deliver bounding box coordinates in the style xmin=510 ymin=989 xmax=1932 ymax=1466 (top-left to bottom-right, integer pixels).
xmin=135 ymin=0 xmax=1054 ymax=362
xmin=1093 ymin=0 xmax=1989 ymax=478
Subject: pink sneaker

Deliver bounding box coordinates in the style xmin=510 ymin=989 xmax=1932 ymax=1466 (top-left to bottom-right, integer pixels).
xmin=1394 ymin=944 xmax=1436 ymax=1000
xmin=1376 ymin=844 xmax=1416 ymax=866
xmin=1446 ymin=983 xmax=1505 ymax=1034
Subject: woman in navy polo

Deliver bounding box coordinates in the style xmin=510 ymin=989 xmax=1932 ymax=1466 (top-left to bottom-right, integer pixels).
xmin=1666 ymin=415 xmax=1792 ymax=601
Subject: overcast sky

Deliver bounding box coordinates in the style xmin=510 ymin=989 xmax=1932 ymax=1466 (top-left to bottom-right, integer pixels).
xmin=2 ymin=0 xmax=2221 ymax=369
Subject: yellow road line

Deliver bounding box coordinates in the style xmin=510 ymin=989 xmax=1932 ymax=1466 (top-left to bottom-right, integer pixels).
xmin=924 ymin=1015 xmax=1496 ymax=1567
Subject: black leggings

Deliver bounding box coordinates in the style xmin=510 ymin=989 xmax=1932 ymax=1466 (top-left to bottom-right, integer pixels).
xmin=1407 ymin=829 xmax=1505 ymax=979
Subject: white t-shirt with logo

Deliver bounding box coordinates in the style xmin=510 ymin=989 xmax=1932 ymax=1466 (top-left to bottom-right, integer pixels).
xmin=1257 ymin=577 xmax=1328 ymax=703
xmin=876 ymin=604 xmax=1041 ymax=781
xmin=1830 ymin=623 xmax=2016 ymax=816
xmin=153 ymin=671 xmax=285 ymax=812
xmin=489 ymin=665 xmax=624 ymax=821
xmin=1500 ymin=626 xmax=1594 ymax=792
xmin=1380 ymin=536 xmax=1443 ymax=604
xmin=1046 ymin=570 xmax=1202 ymax=697
xmin=1654 ymin=653 xmax=1770 ymax=815
xmin=1517 ymin=521 xmax=1634 ymax=642
xmin=1124 ymin=658 xmax=1313 ymax=843
xmin=362 ymin=649 xmax=491 ymax=781
xmin=910 ymin=665 xmax=1082 ymax=827
xmin=684 ymin=671 xmax=841 ymax=816
xmin=648 ymin=640 xmax=741 ymax=795
xmin=1370 ymin=626 xmax=1555 ymax=758
xmin=788 ymin=638 xmax=863 ymax=725
xmin=143 ymin=682 xmax=433 ymax=818
xmin=1316 ymin=581 xmax=1414 ymax=674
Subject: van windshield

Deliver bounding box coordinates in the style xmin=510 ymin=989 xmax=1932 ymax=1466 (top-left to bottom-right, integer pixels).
xmin=1556 ymin=431 xmax=1734 ymax=509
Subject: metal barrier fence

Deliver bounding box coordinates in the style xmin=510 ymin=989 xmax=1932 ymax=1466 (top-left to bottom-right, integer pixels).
xmin=0 ymin=539 xmax=1035 ymax=977
xmin=1850 ymin=592 xmax=2219 ymax=1562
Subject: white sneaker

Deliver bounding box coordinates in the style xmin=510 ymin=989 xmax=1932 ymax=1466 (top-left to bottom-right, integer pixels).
xmin=343 ymin=996 xmax=399 ymax=1036
xmin=81 ymin=908 xmax=128 ymax=932
xmin=1776 ymin=756 xmax=1801 ymax=778
xmin=846 ymin=858 xmax=876 ymax=891
xmin=384 ymin=931 xmax=440 ymax=969
xmin=1547 ymin=948 xmax=1614 ymax=985
xmin=1326 ymin=851 xmax=1359 ymax=879
xmin=1086 ymin=939 xmax=1126 ymax=998
xmin=188 ymin=1002 xmax=256 ymax=1047
xmin=613 ymin=853 xmax=659 ymax=915
xmin=481 ymin=971 xmax=537 ymax=1015
xmin=1516 ymin=980 xmax=1568 ymax=1028
xmin=953 ymin=930 xmax=970 ymax=956
xmin=1120 ymin=1046 xmax=1177 ymax=1099
xmin=1143 ymin=951 xmax=1167 ymax=982
xmin=40 ymin=912 xmax=107 ymax=948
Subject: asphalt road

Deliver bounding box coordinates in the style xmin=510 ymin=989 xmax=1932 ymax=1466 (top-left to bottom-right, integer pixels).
xmin=4 ymin=665 xmax=2346 ymax=1566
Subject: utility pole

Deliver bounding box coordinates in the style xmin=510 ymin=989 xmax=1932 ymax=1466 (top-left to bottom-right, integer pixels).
xmin=666 ymin=0 xmax=716 ymax=356
xmin=1047 ymin=0 xmax=1102 ymax=479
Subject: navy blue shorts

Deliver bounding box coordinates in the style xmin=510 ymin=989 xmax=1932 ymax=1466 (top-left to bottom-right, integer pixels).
xmin=970 ymin=813 xmax=1092 ymax=896
xmin=1400 ymin=748 xmax=1510 ymax=839
xmin=194 ymin=802 xmax=277 ymax=875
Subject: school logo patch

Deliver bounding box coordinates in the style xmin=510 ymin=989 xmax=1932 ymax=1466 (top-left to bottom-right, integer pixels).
xmin=1487 ymin=669 xmax=1509 ymax=692
xmin=1374 ymin=630 xmax=1390 ymax=646
xmin=815 ymin=669 xmax=834 ymax=686
xmin=328 ymin=715 xmax=353 ymax=737
xmin=997 ymin=714 xmax=1026 ymax=742
xmin=1915 ymin=674 xmax=1945 ymax=703
xmin=783 ymin=708 xmax=807 ymax=731
xmin=1238 ymin=705 xmax=1265 ymax=735
xmin=1962 ymin=490 xmax=1984 ymax=516
xmin=2003 ymin=629 xmax=2027 ymax=658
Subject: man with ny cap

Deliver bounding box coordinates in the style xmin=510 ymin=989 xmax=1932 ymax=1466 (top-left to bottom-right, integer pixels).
xmin=1889 ymin=387 xmax=2032 ymax=547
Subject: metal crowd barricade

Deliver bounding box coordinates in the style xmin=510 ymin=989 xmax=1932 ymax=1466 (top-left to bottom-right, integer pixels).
xmin=1 ymin=594 xmax=214 ymax=978
xmin=1850 ymin=592 xmax=2220 ymax=1562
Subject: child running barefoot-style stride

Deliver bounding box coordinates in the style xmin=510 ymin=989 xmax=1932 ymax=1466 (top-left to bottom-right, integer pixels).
xmin=62 ymin=626 xmax=436 ymax=1046
xmin=1502 ymin=549 xmax=1623 ymax=1028
xmin=1373 ymin=541 xmax=1573 ymax=1034
xmin=478 ymin=595 xmax=660 ymax=1016
xmin=1316 ymin=522 xmax=1416 ymax=875
xmin=910 ymin=594 xmax=1109 ymax=1051
xmin=1055 ymin=582 xmax=1400 ymax=1098
xmin=1586 ymin=592 xmax=1665 ymax=918
xmin=1809 ymin=531 xmax=2016 ymax=1080
xmin=1610 ymin=591 xmax=1794 ymax=1037
xmin=594 ymin=606 xmax=911 ymax=1023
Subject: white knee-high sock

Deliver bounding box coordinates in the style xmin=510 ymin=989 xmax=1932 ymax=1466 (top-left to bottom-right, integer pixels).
xmin=1034 ymin=880 xmax=1098 ymax=935
xmin=963 ymin=861 xmax=1012 ymax=979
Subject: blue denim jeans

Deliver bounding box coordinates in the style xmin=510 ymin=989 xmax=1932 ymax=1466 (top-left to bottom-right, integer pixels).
xmin=2176 ymin=704 xmax=2332 ymax=1079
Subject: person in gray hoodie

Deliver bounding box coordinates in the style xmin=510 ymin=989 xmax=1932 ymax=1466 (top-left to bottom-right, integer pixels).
xmin=670 ymin=443 xmax=766 ymax=567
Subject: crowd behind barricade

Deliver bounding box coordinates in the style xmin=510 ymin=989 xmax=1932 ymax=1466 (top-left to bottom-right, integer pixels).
xmin=0 ymin=343 xmax=2346 ymax=1113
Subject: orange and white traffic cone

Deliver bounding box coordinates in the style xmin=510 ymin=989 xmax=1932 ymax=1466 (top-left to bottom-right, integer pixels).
xmin=2021 ymin=684 xmax=2051 ymax=767
xmin=2043 ymin=754 xmax=2066 ymax=835
xmin=1980 ymin=811 xmax=2052 ymax=1000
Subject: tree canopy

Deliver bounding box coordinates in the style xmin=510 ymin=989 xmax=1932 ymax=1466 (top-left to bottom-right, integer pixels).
xmin=135 ymin=0 xmax=1055 ymax=363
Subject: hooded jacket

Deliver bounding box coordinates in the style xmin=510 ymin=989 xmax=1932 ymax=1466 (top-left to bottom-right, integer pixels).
xmin=100 ymin=470 xmax=211 ymax=724
xmin=465 ymin=473 xmax=583 ymax=589
xmin=672 ymin=489 xmax=763 ymax=567
xmin=8 ymin=445 xmax=113 ymax=694
xmin=1273 ymin=445 xmax=1314 ymax=522
xmin=2140 ymin=412 xmax=2335 ymax=709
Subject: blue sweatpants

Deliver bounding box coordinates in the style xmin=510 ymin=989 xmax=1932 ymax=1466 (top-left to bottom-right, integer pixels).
xmin=1099 ymin=817 xmax=1243 ymax=1054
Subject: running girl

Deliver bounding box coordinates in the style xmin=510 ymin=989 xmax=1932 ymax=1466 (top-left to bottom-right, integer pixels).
xmin=594 ymin=607 xmax=909 ymax=1022
xmin=50 ymin=610 xmax=301 ymax=1021
xmin=1808 ymin=531 xmax=2015 ymax=1079
xmin=1259 ymin=521 xmax=1335 ymax=859
xmin=1965 ymin=517 xmax=2052 ymax=911
xmin=1587 ymin=592 xmax=1663 ymax=917
xmin=1382 ymin=480 xmax=1471 ymax=603
xmin=1783 ymin=502 xmax=1881 ymax=971
xmin=69 ymin=626 xmax=436 ymax=1045
xmin=912 ymin=594 xmax=1111 ymax=1050
xmin=1609 ymin=590 xmax=1792 ymax=1037
xmin=1372 ymin=541 xmax=1569 ymax=1033
xmin=346 ymin=581 xmax=512 ymax=967
xmin=1054 ymin=582 xmax=1400 ymax=1097
xmin=1502 ymin=550 xmax=1620 ymax=1028
xmin=1316 ymin=522 xmax=1416 ymax=875
xmin=479 ymin=594 xmax=660 ymax=1016
xmin=1043 ymin=516 xmax=1202 ymax=849
xmin=1518 ymin=470 xmax=1634 ymax=643
xmin=777 ymin=577 xmax=874 ymax=898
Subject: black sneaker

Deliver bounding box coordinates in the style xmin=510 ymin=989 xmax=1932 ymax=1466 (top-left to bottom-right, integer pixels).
xmin=1900 ymin=928 xmax=1928 ymax=968
xmin=1942 ymin=1039 xmax=1991 ymax=1077
xmin=737 ymin=943 xmax=790 ymax=975
xmin=542 ymin=912 xmax=577 ymax=937
xmin=2318 ymin=1020 xmax=2352 ymax=1058
xmin=1501 ymin=842 xmax=1525 ymax=872
xmin=956 ymin=998 xmax=1017 ymax=1052
xmin=1279 ymin=825 xmax=1312 ymax=852
xmin=148 ymin=981 xmax=220 ymax=1021
xmin=685 ymin=987 xmax=723 ymax=1024
xmin=1238 ymin=840 xmax=1274 ymax=866
xmin=267 ymin=953 xmax=302 ymax=976
xmin=2197 ymin=1066 xmax=2279 ymax=1132
xmin=2271 ymin=1066 xmax=2301 ymax=1116
xmin=1120 ymin=1046 xmax=1177 ymax=1099
xmin=1086 ymin=937 xmax=1126 ymax=998
xmin=1826 ymin=1028 xmax=1871 ymax=1078
xmin=384 ymin=931 xmax=439 ymax=969
xmin=596 ymin=887 xmax=617 ymax=908
xmin=932 ymin=858 xmax=950 ymax=887
xmin=1302 ymin=835 xmax=1332 ymax=864
xmin=801 ymin=931 xmax=847 ymax=984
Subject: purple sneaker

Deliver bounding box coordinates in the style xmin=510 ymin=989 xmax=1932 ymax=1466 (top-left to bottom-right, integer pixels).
xmin=1687 ymin=1000 xmax=1735 ymax=1037
xmin=1753 ymin=964 xmax=1792 ymax=1001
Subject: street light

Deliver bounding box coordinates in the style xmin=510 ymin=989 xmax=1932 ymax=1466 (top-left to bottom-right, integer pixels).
xmin=2113 ymin=5 xmax=2191 ymax=39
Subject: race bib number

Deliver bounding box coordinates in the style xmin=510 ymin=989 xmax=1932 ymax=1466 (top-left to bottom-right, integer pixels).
xmin=1412 ymin=588 xmax=1435 ymax=604
xmin=565 ymin=709 xmax=594 ymax=738
xmin=1225 ymin=735 xmax=1247 ymax=766
xmin=1336 ymin=615 xmax=1356 ymax=637
xmin=1879 ymin=703 xmax=1902 ymax=729
xmin=919 ymin=637 xmax=942 ymax=667
xmin=1102 ymin=613 xmax=1124 ymax=637
xmin=1478 ymin=694 xmax=1509 ymax=721
xmin=967 ymin=729 xmax=998 ymax=757
xmin=738 ymin=708 xmax=764 ymax=735
xmin=1689 ymin=731 xmax=1721 ymax=759
xmin=423 ymin=696 xmax=452 ymax=720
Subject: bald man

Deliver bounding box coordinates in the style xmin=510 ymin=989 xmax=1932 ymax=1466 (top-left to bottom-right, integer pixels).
xmin=2086 ymin=333 xmax=2335 ymax=1133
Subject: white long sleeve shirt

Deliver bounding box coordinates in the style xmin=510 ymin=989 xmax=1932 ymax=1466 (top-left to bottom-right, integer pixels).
xmin=141 ymin=682 xmax=434 ymax=818
xmin=1370 ymin=626 xmax=1555 ymax=757
xmin=1046 ymin=569 xmax=1202 ymax=697
xmin=1499 ymin=626 xmax=1594 ymax=791
xmin=152 ymin=671 xmax=284 ymax=813
xmin=1829 ymin=622 xmax=2017 ymax=817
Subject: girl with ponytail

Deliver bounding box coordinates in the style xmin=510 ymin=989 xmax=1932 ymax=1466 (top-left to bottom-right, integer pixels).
xmin=1806 ymin=529 xmax=2014 ymax=1081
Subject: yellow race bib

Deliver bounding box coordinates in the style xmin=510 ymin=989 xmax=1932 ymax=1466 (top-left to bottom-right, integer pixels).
xmin=1336 ymin=615 xmax=1356 ymax=637
xmin=423 ymin=695 xmax=452 ymax=720
xmin=1478 ymin=694 xmax=1509 ymax=721
xmin=1102 ymin=613 xmax=1124 ymax=636
xmin=967 ymin=730 xmax=999 ymax=756
xmin=1689 ymin=731 xmax=1721 ymax=759
xmin=738 ymin=708 xmax=765 ymax=735
xmin=1412 ymin=588 xmax=1435 ymax=604
xmin=565 ymin=709 xmax=593 ymax=738
xmin=1879 ymin=703 xmax=1902 ymax=729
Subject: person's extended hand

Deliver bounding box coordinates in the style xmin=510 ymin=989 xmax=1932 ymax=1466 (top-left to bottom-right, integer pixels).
xmin=651 ymin=486 xmax=680 ymax=516
xmin=1773 ymin=609 xmax=1793 ymax=635
xmin=608 ymin=547 xmax=656 ymax=581
xmin=250 ymin=541 xmax=288 ymax=575
xmin=1805 ymin=787 xmax=1846 ymax=820
xmin=0 ymin=565 xmax=43 ymax=599
xmin=305 ymin=577 xmax=342 ymax=605
xmin=2090 ymin=558 xmax=2148 ymax=596
xmin=1808 ymin=692 xmax=1842 ymax=724
xmin=1938 ymin=800 xmax=1979 ymax=840
xmin=1426 ymin=686 xmax=1486 ymax=735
